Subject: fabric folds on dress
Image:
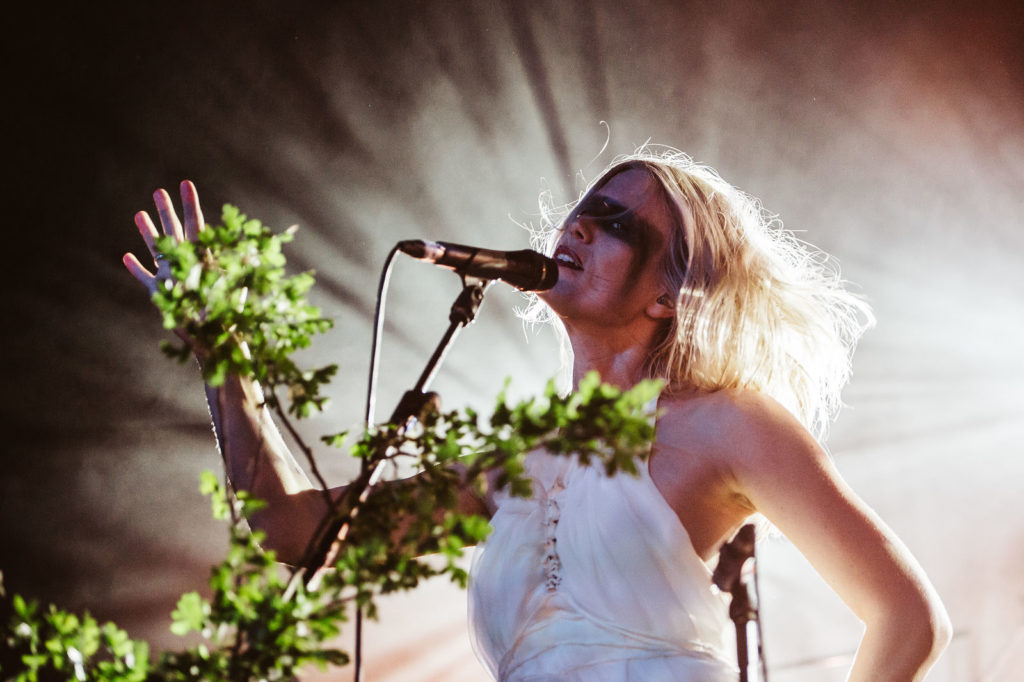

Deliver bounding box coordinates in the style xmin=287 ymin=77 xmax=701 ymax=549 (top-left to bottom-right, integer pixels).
xmin=468 ymin=451 xmax=736 ymax=681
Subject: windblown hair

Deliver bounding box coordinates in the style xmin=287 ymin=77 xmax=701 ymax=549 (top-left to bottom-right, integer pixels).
xmin=523 ymin=147 xmax=874 ymax=440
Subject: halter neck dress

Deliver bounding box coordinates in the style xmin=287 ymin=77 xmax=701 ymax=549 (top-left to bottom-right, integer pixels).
xmin=468 ymin=449 xmax=736 ymax=681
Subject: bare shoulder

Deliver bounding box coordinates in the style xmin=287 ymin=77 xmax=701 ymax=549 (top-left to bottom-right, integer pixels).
xmin=646 ymin=389 xmax=800 ymax=555
xmin=654 ymin=387 xmax=833 ymax=514
xmin=656 ymin=388 xmax=816 ymax=463
xmin=657 ymin=386 xmax=789 ymax=430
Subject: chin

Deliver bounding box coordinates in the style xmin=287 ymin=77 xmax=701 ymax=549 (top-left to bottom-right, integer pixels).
xmin=537 ymin=282 xmax=571 ymax=309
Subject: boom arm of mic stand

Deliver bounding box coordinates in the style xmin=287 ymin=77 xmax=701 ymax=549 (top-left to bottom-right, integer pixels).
xmin=300 ymin=277 xmax=494 ymax=590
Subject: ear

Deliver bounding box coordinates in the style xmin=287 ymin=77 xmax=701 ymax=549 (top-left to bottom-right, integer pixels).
xmin=646 ymin=293 xmax=677 ymax=320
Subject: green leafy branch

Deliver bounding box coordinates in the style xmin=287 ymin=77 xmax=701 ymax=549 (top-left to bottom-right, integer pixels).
xmin=2 ymin=584 xmax=150 ymax=682
xmin=152 ymin=204 xmax=336 ymax=418
xmin=1 ymin=205 xmax=662 ymax=681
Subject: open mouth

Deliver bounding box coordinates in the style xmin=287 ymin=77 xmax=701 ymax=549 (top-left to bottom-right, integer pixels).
xmin=554 ymin=246 xmax=582 ymax=271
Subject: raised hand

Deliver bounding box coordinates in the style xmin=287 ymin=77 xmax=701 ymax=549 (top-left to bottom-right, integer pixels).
xmin=123 ymin=180 xmax=204 ymax=296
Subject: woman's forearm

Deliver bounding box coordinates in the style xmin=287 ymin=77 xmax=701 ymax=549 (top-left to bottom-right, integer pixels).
xmin=125 ymin=181 xmax=336 ymax=565
xmin=202 ymin=366 xmax=334 ymax=564
xmin=847 ymin=596 xmax=952 ymax=682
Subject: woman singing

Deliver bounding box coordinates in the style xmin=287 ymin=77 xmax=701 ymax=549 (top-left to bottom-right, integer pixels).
xmin=124 ymin=148 xmax=950 ymax=681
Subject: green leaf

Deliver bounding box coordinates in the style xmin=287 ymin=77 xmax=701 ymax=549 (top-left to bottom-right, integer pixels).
xmin=199 ymin=470 xmax=220 ymax=496
xmin=169 ymin=592 xmax=206 ymax=636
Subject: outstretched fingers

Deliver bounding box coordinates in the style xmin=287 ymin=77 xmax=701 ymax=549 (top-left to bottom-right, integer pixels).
xmin=121 ymin=211 xmax=158 ymax=291
xmin=153 ymin=188 xmax=184 ymax=242
xmin=123 ymin=181 xmax=203 ymax=297
xmin=180 ymin=180 xmax=204 ymax=241
xmin=134 ymin=209 xmax=160 ymax=256
xmin=122 ymin=251 xmax=153 ymax=287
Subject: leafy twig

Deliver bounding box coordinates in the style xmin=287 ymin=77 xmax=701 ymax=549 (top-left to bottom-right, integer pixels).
xmin=0 ymin=205 xmax=663 ymax=681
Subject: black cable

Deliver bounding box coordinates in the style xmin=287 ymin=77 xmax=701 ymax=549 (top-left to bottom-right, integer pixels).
xmin=353 ymin=244 xmax=401 ymax=682
xmin=365 ymin=244 xmax=401 ymax=431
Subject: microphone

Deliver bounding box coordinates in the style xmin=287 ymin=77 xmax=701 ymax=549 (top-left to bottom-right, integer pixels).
xmin=397 ymin=240 xmax=558 ymax=292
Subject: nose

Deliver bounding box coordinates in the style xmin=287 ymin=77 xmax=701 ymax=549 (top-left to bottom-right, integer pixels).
xmin=568 ymin=214 xmax=593 ymax=244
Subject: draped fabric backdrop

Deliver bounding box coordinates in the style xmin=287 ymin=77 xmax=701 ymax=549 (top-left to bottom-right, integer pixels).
xmin=5 ymin=1 xmax=1023 ymax=679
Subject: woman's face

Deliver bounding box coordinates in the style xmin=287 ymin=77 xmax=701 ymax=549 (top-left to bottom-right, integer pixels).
xmin=541 ymin=168 xmax=677 ymax=334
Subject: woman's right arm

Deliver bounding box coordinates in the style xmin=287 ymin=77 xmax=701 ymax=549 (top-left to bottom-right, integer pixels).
xmin=202 ymin=370 xmax=338 ymax=564
xmin=123 ymin=181 xmax=337 ymax=565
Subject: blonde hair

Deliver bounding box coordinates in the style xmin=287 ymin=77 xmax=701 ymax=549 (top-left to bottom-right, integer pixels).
xmin=523 ymin=147 xmax=874 ymax=439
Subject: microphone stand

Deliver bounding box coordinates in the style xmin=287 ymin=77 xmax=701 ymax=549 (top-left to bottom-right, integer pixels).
xmin=298 ymin=275 xmax=494 ymax=679
xmin=387 ymin=275 xmax=493 ymax=426
xmin=713 ymin=524 xmax=764 ymax=682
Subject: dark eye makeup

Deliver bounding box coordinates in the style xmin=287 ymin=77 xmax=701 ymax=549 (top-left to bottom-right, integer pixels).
xmin=574 ymin=196 xmax=641 ymax=243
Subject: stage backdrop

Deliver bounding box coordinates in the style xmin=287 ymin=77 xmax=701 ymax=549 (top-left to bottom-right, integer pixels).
xmin=5 ymin=1 xmax=1023 ymax=680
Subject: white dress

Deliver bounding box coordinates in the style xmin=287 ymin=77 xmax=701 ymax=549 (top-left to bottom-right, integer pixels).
xmin=468 ymin=450 xmax=737 ymax=681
